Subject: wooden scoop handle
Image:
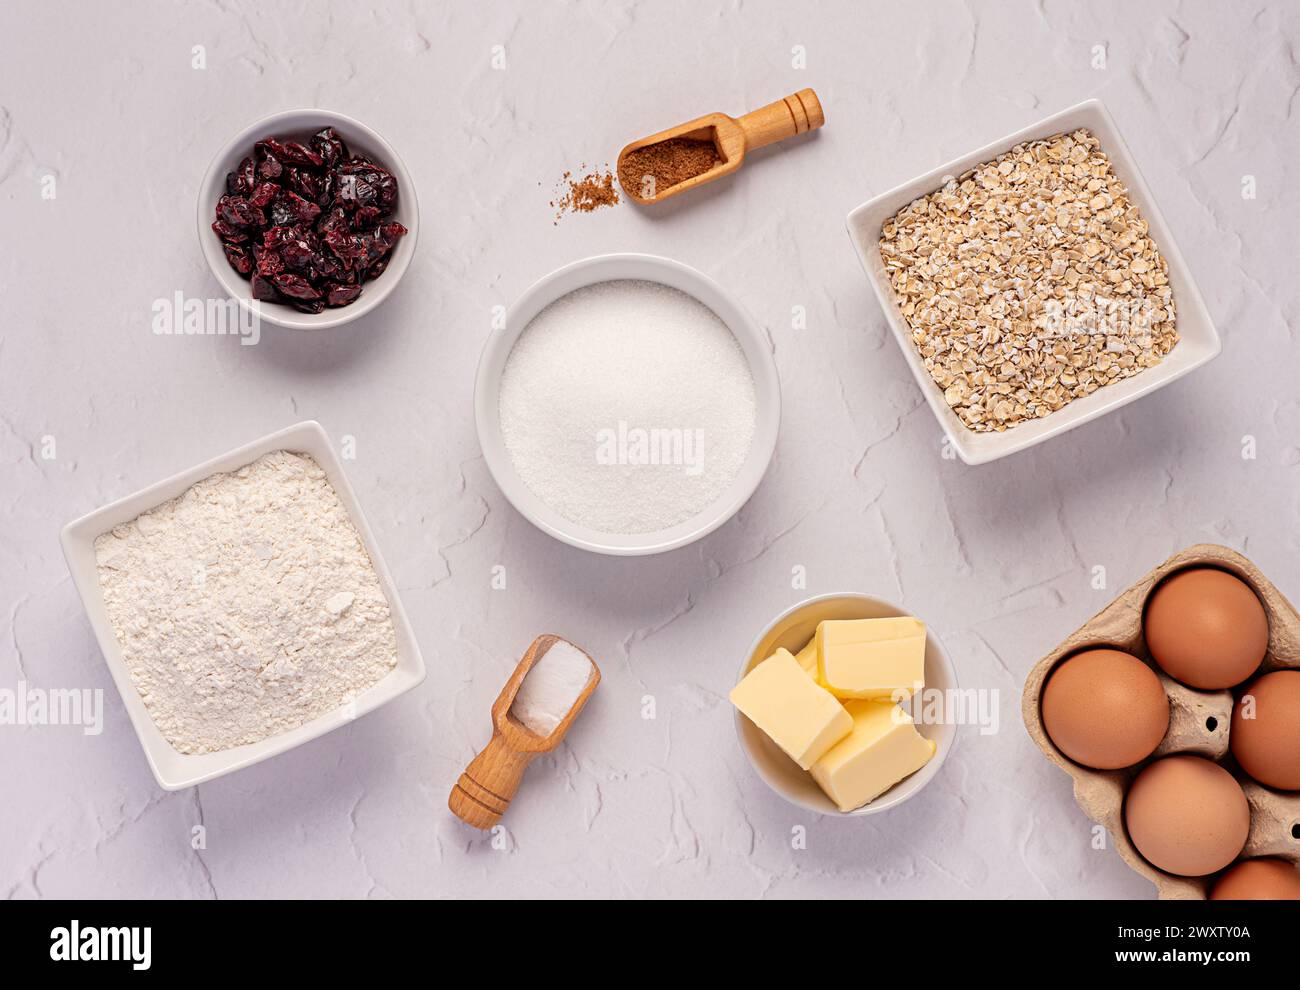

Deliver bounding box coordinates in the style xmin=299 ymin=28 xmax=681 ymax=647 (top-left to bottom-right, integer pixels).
xmin=737 ymin=88 xmax=824 ymax=151
xmin=449 ymin=734 xmax=535 ymax=830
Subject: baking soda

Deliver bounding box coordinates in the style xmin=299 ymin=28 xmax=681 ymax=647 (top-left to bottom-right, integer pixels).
xmin=498 ymin=279 xmax=757 ymax=534
xmin=511 ymin=639 xmax=594 ymax=737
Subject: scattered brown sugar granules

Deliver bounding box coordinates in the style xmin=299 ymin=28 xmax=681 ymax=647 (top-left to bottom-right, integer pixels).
xmin=550 ymin=165 xmax=619 ymax=222
xmin=617 ymin=137 xmax=720 ymax=200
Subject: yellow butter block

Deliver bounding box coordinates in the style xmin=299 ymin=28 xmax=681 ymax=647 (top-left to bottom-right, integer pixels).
xmin=810 ymin=700 xmax=937 ymax=812
xmin=730 ymin=649 xmax=852 ymax=770
xmin=793 ymin=638 xmax=818 ymax=677
xmin=815 ymin=617 xmax=926 ymax=700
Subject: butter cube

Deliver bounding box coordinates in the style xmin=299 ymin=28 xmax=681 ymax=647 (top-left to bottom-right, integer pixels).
xmin=793 ymin=639 xmax=819 ymax=676
xmin=730 ymin=649 xmax=852 ymax=770
xmin=811 ymin=700 xmax=937 ymax=812
xmin=815 ymin=617 xmax=926 ymax=700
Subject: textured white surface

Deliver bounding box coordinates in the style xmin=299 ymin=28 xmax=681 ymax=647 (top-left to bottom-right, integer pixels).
xmin=1 ymin=0 xmax=1297 ymax=899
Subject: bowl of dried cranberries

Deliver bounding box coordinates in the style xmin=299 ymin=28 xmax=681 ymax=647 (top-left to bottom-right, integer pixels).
xmin=198 ymin=109 xmax=418 ymax=329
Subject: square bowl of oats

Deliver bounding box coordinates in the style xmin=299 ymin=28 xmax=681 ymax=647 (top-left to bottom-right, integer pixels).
xmin=847 ymin=99 xmax=1220 ymax=465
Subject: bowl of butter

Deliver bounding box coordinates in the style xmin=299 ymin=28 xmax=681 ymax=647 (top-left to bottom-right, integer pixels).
xmin=732 ymin=593 xmax=958 ymax=816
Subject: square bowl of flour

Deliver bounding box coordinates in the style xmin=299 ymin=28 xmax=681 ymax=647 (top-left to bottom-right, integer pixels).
xmin=60 ymin=420 xmax=426 ymax=790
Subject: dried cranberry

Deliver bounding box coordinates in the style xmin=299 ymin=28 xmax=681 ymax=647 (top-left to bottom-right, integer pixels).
xmin=261 ymin=225 xmax=293 ymax=250
xmin=250 ymin=274 xmax=279 ymax=301
xmin=290 ymin=298 xmax=326 ymax=314
xmin=272 ymin=273 xmax=322 ymax=301
xmin=259 ymin=137 xmax=324 ymax=169
xmin=337 ymin=159 xmax=398 ymax=210
xmin=285 ymin=167 xmax=321 ymax=203
xmin=248 ymin=182 xmax=279 ymax=208
xmin=333 ymin=222 xmax=404 ymax=270
xmin=323 ymin=228 xmax=362 ymax=265
xmin=227 ymin=156 xmax=256 ymax=195
xmin=356 ymin=237 xmax=384 ymax=269
xmin=368 ymin=221 xmax=408 ymax=262
xmin=216 ymin=194 xmax=265 ymax=228
xmin=223 ymin=243 xmax=254 ymax=276
xmin=256 ymin=249 xmax=285 ymax=278
xmin=325 ymin=283 xmax=362 ymax=307
xmin=312 ymin=253 xmax=344 ymax=280
xmin=211 ymin=219 xmax=249 ymax=243
xmin=279 ymin=190 xmax=321 ymax=223
xmin=311 ymin=127 xmax=348 ymax=167
xmin=333 ymin=171 xmax=377 ymax=209
xmin=280 ymin=234 xmax=318 ymax=272
xmin=257 ymin=149 xmax=282 ymax=180
xmin=316 ymin=206 xmax=349 ymax=236
xmin=353 ymin=205 xmax=383 ymax=228
xmin=364 ymin=255 xmax=390 ymax=281
xmin=317 ymin=170 xmax=336 ymax=208
xmin=287 ymin=143 xmax=323 ymax=167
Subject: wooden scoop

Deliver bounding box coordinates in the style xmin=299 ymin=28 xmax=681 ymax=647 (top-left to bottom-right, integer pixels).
xmin=617 ymin=88 xmax=824 ymax=204
xmin=448 ymin=634 xmax=600 ymax=830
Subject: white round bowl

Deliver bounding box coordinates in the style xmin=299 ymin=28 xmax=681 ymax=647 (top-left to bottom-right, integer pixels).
xmin=475 ymin=253 xmax=780 ymax=556
xmin=735 ymin=593 xmax=959 ymax=816
xmin=196 ymin=108 xmax=419 ymax=330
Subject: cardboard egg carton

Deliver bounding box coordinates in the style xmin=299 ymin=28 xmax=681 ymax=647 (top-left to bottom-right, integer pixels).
xmin=1022 ymin=544 xmax=1300 ymax=899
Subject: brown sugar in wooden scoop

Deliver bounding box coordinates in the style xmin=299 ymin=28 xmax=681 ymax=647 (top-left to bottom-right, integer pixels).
xmin=618 ymin=138 xmax=721 ymax=197
xmin=617 ymin=88 xmax=824 ymax=205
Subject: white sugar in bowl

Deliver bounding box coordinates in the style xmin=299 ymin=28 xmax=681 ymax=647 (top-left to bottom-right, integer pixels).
xmin=474 ymin=254 xmax=780 ymax=556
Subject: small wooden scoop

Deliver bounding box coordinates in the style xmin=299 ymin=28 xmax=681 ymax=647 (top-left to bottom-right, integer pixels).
xmin=448 ymin=634 xmax=600 ymax=830
xmin=617 ymin=88 xmax=824 ymax=204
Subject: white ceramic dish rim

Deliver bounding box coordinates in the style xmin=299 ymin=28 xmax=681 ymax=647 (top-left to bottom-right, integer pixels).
xmin=474 ymin=253 xmax=781 ymax=556
xmin=59 ymin=420 xmax=427 ymax=790
xmin=196 ymin=108 xmax=419 ymax=331
xmin=734 ymin=592 xmax=959 ymax=816
xmin=846 ymin=98 xmax=1221 ymax=465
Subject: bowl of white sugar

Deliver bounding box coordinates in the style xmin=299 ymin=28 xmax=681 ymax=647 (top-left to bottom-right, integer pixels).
xmin=475 ymin=254 xmax=780 ymax=555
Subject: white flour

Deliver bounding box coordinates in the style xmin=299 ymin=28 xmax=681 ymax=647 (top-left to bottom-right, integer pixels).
xmin=93 ymin=450 xmax=397 ymax=754
xmin=499 ymin=279 xmax=757 ymax=534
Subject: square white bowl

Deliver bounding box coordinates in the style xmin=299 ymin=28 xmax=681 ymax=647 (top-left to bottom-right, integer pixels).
xmin=59 ymin=420 xmax=426 ymax=790
xmin=846 ymin=98 xmax=1221 ymax=465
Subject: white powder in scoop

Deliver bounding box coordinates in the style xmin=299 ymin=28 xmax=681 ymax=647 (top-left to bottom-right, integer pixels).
xmin=93 ymin=450 xmax=398 ymax=755
xmin=498 ymin=279 xmax=757 ymax=534
xmin=510 ymin=639 xmax=594 ymax=737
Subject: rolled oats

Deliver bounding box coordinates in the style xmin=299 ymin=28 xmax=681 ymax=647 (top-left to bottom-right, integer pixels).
xmin=879 ymin=129 xmax=1178 ymax=433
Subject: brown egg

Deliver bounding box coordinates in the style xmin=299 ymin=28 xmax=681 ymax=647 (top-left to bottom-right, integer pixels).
xmin=1041 ymin=649 xmax=1169 ymax=769
xmin=1231 ymin=670 xmax=1300 ymax=790
xmin=1124 ymin=755 xmax=1250 ymax=877
xmin=1210 ymin=858 xmax=1300 ymax=900
xmin=1143 ymin=568 xmax=1269 ymax=689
